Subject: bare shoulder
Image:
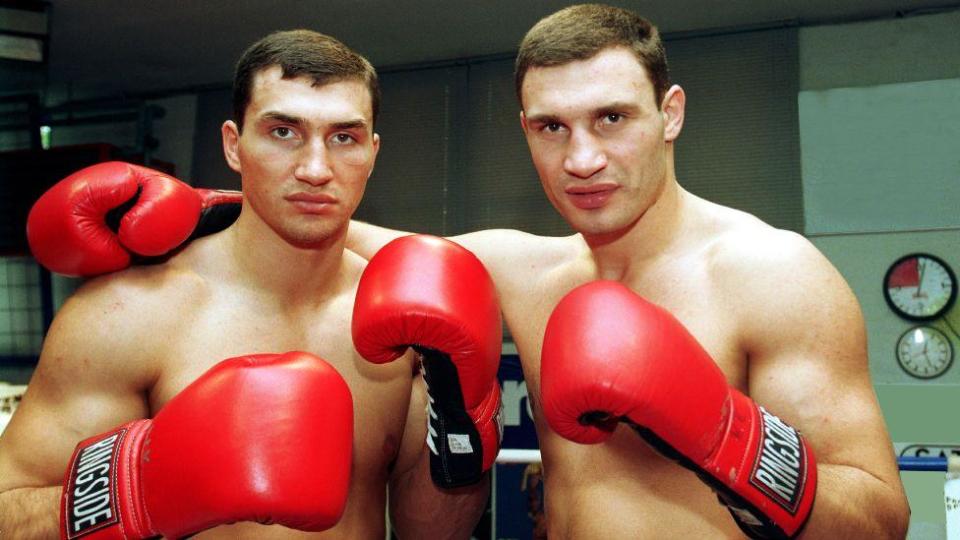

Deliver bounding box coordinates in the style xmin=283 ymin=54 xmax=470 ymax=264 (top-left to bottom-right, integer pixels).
xmin=42 ymin=261 xmax=209 ymax=383
xmin=705 ymin=209 xmax=855 ymax=318
xmin=702 ymin=207 xmax=868 ymax=387
xmin=0 ymin=262 xmax=209 ymax=490
xmin=451 ymin=229 xmax=583 ymax=293
xmin=27 ymin=260 xmax=208 ymax=429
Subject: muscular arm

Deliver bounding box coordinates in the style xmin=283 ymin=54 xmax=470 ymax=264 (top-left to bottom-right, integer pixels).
xmin=346 ymin=221 xmax=413 ymax=259
xmin=348 ymin=220 xmax=573 ymax=296
xmin=0 ymin=280 xmax=152 ymax=536
xmin=730 ymin=231 xmax=909 ymax=538
xmin=388 ymin=374 xmax=490 ymax=539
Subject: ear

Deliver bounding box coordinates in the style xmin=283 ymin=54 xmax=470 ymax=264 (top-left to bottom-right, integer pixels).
xmin=368 ymin=132 xmax=381 ymax=179
xmin=661 ymin=84 xmax=685 ymax=142
xmin=519 ymin=110 xmax=529 ymax=134
xmin=222 ymin=120 xmax=242 ymax=173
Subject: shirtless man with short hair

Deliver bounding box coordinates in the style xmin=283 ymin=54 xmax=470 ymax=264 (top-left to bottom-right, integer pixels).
xmin=349 ymin=5 xmax=910 ymax=537
xmin=0 ymin=30 xmax=498 ymax=539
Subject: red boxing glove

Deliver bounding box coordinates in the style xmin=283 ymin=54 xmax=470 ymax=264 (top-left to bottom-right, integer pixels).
xmin=60 ymin=351 xmax=353 ymax=539
xmin=352 ymin=235 xmax=503 ymax=488
xmin=27 ymin=162 xmax=242 ymax=277
xmin=541 ymin=281 xmax=816 ymax=539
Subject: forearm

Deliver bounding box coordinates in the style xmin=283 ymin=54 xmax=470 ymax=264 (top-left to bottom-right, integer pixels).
xmin=0 ymin=485 xmax=61 ymax=538
xmin=389 ymin=446 xmax=490 ymax=540
xmin=798 ymin=463 xmax=909 ymax=539
xmin=346 ymin=220 xmax=411 ymax=259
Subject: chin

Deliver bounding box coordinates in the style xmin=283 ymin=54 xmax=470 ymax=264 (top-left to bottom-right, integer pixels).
xmin=277 ymin=224 xmax=344 ymax=250
xmin=572 ymin=212 xmax=641 ymax=241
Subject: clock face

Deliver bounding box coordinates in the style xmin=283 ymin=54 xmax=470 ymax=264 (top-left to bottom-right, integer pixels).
xmin=884 ymin=254 xmax=957 ymax=321
xmin=896 ymin=326 xmax=953 ymax=379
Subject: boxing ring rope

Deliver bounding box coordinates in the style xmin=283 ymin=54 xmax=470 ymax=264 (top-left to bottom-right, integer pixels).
xmin=899 ymin=455 xmax=960 ymax=473
xmin=499 ymin=448 xmax=960 ymax=472
xmin=496 ymin=449 xmax=542 ymax=464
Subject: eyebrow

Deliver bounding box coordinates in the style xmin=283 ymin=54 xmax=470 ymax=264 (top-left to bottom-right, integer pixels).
xmin=596 ymin=102 xmax=641 ymax=115
xmin=524 ymin=112 xmax=560 ymax=125
xmin=260 ymin=111 xmax=304 ymax=126
xmin=330 ymin=119 xmax=368 ymax=130
xmin=525 ymin=101 xmax=643 ymax=124
xmin=258 ymin=112 xmax=369 ymax=130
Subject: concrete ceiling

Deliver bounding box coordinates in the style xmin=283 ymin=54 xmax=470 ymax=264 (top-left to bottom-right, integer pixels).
xmin=42 ymin=0 xmax=960 ymax=97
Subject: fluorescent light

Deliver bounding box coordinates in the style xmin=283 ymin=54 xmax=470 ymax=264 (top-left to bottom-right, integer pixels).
xmin=0 ymin=33 xmax=42 ymax=62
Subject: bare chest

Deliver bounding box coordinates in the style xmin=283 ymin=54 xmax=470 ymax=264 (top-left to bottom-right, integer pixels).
xmin=147 ymin=292 xmax=413 ymax=481
xmin=502 ymin=260 xmax=747 ymax=416
xmin=499 ymin=260 xmax=749 ymax=535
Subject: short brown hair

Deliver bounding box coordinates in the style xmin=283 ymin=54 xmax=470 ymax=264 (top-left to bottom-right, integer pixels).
xmin=233 ymin=29 xmax=380 ymax=130
xmin=515 ymin=4 xmax=669 ymax=108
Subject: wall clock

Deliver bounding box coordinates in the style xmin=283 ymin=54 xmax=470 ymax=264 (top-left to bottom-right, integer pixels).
xmin=883 ymin=253 xmax=956 ymax=321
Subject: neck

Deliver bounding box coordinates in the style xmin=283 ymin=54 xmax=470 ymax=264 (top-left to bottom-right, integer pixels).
xmin=584 ymin=177 xmax=691 ymax=282
xmin=220 ymin=208 xmax=349 ymax=303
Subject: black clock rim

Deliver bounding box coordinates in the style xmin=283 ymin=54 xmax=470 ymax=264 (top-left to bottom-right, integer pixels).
xmin=895 ymin=325 xmax=954 ymax=380
xmin=883 ymin=252 xmax=958 ymax=322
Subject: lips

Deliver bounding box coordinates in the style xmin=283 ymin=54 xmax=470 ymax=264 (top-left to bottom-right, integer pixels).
xmin=286 ymin=192 xmax=338 ymax=213
xmin=565 ymin=184 xmax=618 ymax=210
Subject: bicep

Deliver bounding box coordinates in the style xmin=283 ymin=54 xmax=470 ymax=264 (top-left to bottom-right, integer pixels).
xmin=744 ymin=253 xmax=898 ymax=485
xmin=0 ymin=301 xmax=150 ymax=491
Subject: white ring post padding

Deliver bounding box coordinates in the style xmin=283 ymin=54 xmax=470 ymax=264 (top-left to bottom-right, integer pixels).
xmin=947 ymin=464 xmax=960 ymax=540
xmin=0 ymin=383 xmax=27 ymax=400
xmin=496 ymin=449 xmax=542 ymax=464
xmin=0 ymin=383 xmax=27 ymax=437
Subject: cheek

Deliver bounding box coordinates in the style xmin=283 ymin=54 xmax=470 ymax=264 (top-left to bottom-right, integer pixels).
xmin=342 ymin=165 xmax=371 ymax=201
xmin=612 ymin=136 xmax=658 ymax=172
xmin=240 ymin=138 xmax=290 ymax=169
xmin=529 ymin=145 xmax=563 ymax=178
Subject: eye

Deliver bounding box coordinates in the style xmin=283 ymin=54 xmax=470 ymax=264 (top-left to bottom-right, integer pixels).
xmin=544 ymin=122 xmax=563 ymax=133
xmin=331 ymin=133 xmax=356 ymax=145
xmin=602 ymin=113 xmax=622 ymax=124
xmin=272 ymin=126 xmax=295 ymax=139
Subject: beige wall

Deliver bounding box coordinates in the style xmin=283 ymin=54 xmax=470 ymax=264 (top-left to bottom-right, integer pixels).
xmin=800 ymin=10 xmax=960 ymax=536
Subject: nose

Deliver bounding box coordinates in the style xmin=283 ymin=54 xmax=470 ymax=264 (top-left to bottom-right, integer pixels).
xmin=295 ymin=140 xmax=335 ymax=186
xmin=563 ymin=130 xmax=607 ymax=179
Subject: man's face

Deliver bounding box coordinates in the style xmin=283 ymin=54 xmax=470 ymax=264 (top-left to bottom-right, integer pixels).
xmin=520 ymin=46 xmax=682 ymax=238
xmin=223 ymin=66 xmax=379 ymax=248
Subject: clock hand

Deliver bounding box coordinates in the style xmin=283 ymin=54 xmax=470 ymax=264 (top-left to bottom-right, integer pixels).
xmin=914 ymin=259 xmax=926 ymax=298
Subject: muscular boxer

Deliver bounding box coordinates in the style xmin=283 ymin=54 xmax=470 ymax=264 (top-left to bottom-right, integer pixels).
xmin=0 ymin=30 xmax=496 ymax=538
xmin=351 ymin=6 xmax=908 ymax=537
xmin=25 ymin=6 xmax=910 ymax=538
